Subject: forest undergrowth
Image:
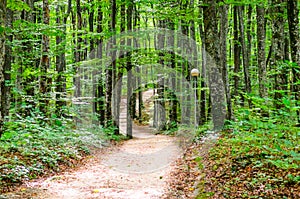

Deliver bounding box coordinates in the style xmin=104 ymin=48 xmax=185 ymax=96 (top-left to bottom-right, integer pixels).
xmin=0 ymin=113 xmax=124 ymax=193
xmin=166 ymin=100 xmax=300 ymax=198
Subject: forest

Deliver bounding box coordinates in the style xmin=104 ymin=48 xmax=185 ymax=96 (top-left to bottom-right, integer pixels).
xmin=0 ymin=0 xmax=299 ymax=198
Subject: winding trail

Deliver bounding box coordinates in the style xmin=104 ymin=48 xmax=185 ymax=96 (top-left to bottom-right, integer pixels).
xmin=4 ymin=90 xmax=183 ymax=199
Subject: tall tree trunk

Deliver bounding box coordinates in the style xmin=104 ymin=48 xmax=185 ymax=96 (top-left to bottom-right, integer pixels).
xmin=271 ymin=0 xmax=286 ymax=109
xmin=106 ymin=0 xmax=117 ymax=129
xmin=55 ymin=1 xmax=71 ymax=117
xmin=97 ymin=6 xmax=105 ymax=125
xmin=134 ymin=6 xmax=143 ymax=124
xmin=20 ymin=0 xmax=35 ymax=116
xmin=115 ymin=1 xmax=125 ymax=127
xmin=220 ymin=4 xmax=233 ymax=120
xmin=88 ymin=0 xmax=97 ymax=122
xmin=287 ymin=0 xmax=300 ymax=123
xmin=74 ymin=0 xmax=82 ymax=98
xmin=126 ymin=0 xmax=133 ymax=138
xmin=179 ymin=0 xmax=191 ymax=125
xmin=111 ymin=0 xmax=118 ymax=132
xmin=203 ymin=0 xmax=225 ymax=130
xmin=167 ymin=19 xmax=177 ymax=128
xmin=246 ymin=6 xmax=253 ymax=67
xmin=189 ymin=0 xmax=199 ymax=126
xmin=0 ymin=0 xmax=6 ymax=136
xmin=2 ymin=6 xmax=12 ymax=121
xmin=233 ymin=6 xmax=241 ymax=98
xmin=238 ymin=6 xmax=252 ymax=106
xmin=199 ymin=6 xmax=207 ymax=125
xmin=40 ymin=0 xmax=50 ymax=115
xmin=257 ymin=5 xmax=267 ymax=98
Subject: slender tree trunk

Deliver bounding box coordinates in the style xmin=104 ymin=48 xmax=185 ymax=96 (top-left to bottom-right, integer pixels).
xmin=115 ymin=1 xmax=126 ymax=127
xmin=287 ymin=0 xmax=300 ymax=123
xmin=40 ymin=0 xmax=50 ymax=115
xmin=55 ymin=0 xmax=71 ymax=117
xmin=2 ymin=6 xmax=12 ymax=121
xmin=199 ymin=7 xmax=207 ymax=125
xmin=238 ymin=6 xmax=252 ymax=106
xmin=233 ymin=6 xmax=241 ymax=98
xmin=246 ymin=6 xmax=252 ymax=67
xmin=20 ymin=0 xmax=35 ymax=116
xmin=55 ymin=5 xmax=62 ymax=115
xmin=127 ymin=0 xmax=133 ymax=138
xmin=97 ymin=6 xmax=105 ymax=125
xmin=167 ymin=20 xmax=177 ymax=128
xmin=0 ymin=0 xmax=6 ymax=136
xmin=88 ymin=0 xmax=98 ymax=122
xmin=220 ymin=5 xmax=233 ymax=120
xmin=133 ymin=5 xmax=143 ymax=124
xmin=271 ymin=0 xmax=286 ymax=109
xmin=111 ymin=0 xmax=119 ymax=132
xmin=257 ymin=5 xmax=267 ymax=98
xmin=74 ymin=0 xmax=82 ymax=98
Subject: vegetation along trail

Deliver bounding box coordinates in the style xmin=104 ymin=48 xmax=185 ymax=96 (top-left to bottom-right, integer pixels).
xmin=0 ymin=0 xmax=299 ymax=198
xmin=4 ymin=136 xmax=182 ymax=199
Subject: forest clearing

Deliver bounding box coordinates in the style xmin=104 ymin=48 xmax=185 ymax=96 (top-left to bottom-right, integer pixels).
xmin=0 ymin=0 xmax=299 ymax=198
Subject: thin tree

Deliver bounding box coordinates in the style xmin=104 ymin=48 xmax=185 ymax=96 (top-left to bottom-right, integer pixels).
xmin=106 ymin=0 xmax=116 ymax=128
xmin=0 ymin=0 xmax=6 ymax=136
xmin=74 ymin=0 xmax=82 ymax=98
xmin=238 ymin=6 xmax=251 ymax=106
xmin=233 ymin=6 xmax=241 ymax=99
xmin=96 ymin=4 xmax=105 ymax=125
xmin=126 ymin=0 xmax=134 ymax=138
xmin=39 ymin=0 xmax=50 ymax=115
xmin=55 ymin=0 xmax=71 ymax=116
xmin=2 ymin=6 xmax=12 ymax=120
xmin=287 ymin=0 xmax=300 ymax=123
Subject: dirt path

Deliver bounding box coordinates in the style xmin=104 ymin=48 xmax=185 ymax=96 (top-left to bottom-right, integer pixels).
xmin=3 ymin=90 xmax=184 ymax=199
xmin=15 ymin=135 xmax=181 ymax=199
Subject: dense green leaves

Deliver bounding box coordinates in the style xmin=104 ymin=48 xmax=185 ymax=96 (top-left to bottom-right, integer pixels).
xmin=7 ymin=0 xmax=31 ymax=11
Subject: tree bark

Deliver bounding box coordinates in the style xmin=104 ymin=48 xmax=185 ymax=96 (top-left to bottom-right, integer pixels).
xmin=257 ymin=5 xmax=267 ymax=98
xmin=74 ymin=0 xmax=82 ymax=98
xmin=97 ymin=5 xmax=105 ymax=125
xmin=287 ymin=0 xmax=300 ymax=122
xmin=111 ymin=0 xmax=119 ymax=133
xmin=271 ymin=0 xmax=286 ymax=109
xmin=203 ymin=0 xmax=225 ymax=130
xmin=1 ymin=6 xmax=12 ymax=121
xmin=0 ymin=0 xmax=6 ymax=136
xmin=233 ymin=6 xmax=241 ymax=98
xmin=39 ymin=0 xmax=50 ymax=115
xmin=238 ymin=6 xmax=252 ymax=105
xmin=55 ymin=0 xmax=71 ymax=117
xmin=199 ymin=6 xmax=207 ymax=125
xmin=126 ymin=0 xmax=133 ymax=138
xmin=220 ymin=4 xmax=233 ymax=120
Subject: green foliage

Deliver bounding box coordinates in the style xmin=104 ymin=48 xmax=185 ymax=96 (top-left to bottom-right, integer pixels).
xmin=7 ymin=0 xmax=31 ymax=11
xmin=0 ymin=116 xmax=88 ymax=191
xmin=206 ymin=105 xmax=299 ymax=194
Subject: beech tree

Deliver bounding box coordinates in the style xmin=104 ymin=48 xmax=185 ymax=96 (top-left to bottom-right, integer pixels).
xmin=287 ymin=0 xmax=300 ymax=123
xmin=0 ymin=0 xmax=299 ymax=135
xmin=0 ymin=0 xmax=6 ymax=136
